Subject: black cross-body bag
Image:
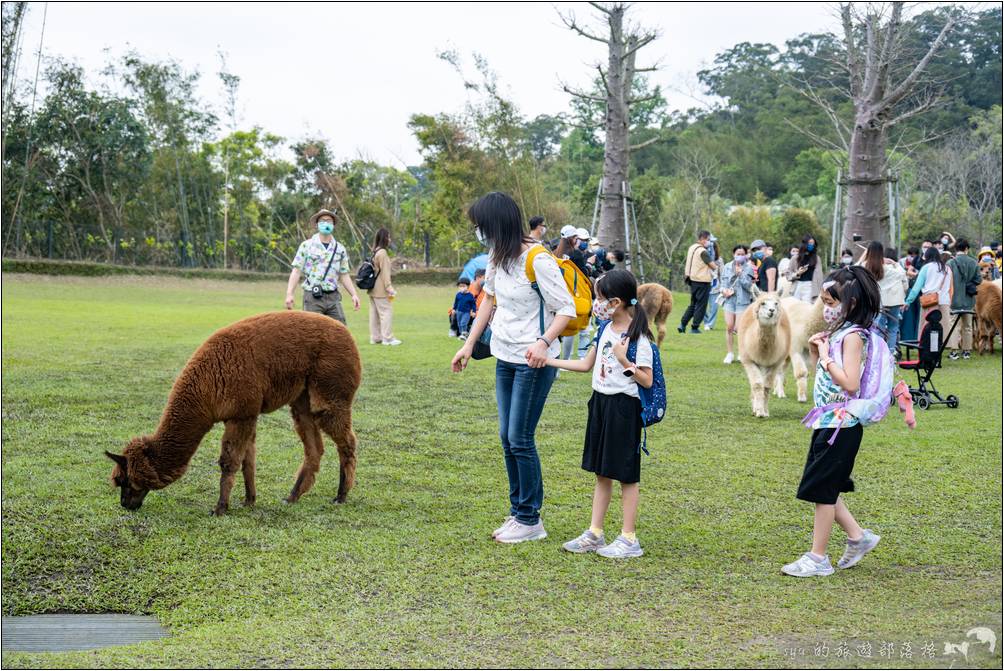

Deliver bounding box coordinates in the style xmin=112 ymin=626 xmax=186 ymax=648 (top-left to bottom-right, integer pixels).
xmin=310 ymin=246 xmax=339 ymax=299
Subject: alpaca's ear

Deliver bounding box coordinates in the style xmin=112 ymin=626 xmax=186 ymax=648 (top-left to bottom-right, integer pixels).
xmin=105 ymin=451 xmax=128 ymax=469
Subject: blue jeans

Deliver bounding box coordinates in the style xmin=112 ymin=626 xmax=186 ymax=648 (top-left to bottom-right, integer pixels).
xmin=495 ymin=360 xmax=556 ymax=525
xmin=876 ymin=305 xmax=902 ymax=351
xmin=703 ymin=296 xmax=720 ymax=329
xmin=456 ymin=311 xmax=472 ymax=335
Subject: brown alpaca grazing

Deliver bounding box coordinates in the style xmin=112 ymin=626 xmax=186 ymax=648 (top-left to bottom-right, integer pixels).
xmin=974 ymin=281 xmax=1002 ymax=355
xmin=105 ymin=311 xmax=361 ymax=515
xmin=637 ymin=283 xmax=673 ymax=348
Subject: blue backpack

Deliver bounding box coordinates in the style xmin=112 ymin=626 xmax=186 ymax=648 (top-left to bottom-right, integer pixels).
xmin=595 ymin=320 xmax=667 ymax=454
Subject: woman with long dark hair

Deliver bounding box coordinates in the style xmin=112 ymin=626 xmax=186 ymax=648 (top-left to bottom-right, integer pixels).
xmin=791 ymin=234 xmax=822 ymax=303
xmin=904 ymin=245 xmax=952 ymax=329
xmin=452 ymin=192 xmax=575 ymax=544
xmin=367 ymin=227 xmax=399 ymax=345
xmin=858 ymin=241 xmax=907 ymax=350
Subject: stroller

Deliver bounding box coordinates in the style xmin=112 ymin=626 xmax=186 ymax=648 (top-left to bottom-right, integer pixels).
xmin=897 ymin=308 xmax=973 ymax=409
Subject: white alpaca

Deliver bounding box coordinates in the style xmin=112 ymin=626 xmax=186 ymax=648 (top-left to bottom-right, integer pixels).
xmin=781 ymin=296 xmax=827 ymax=402
xmin=738 ymin=292 xmax=791 ymax=418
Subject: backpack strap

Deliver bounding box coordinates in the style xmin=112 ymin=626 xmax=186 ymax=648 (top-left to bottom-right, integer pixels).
xmin=525 ymin=244 xmax=550 ymax=336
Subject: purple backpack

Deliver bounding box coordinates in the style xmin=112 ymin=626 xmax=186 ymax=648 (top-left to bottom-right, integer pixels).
xmin=801 ymin=325 xmax=895 ymax=444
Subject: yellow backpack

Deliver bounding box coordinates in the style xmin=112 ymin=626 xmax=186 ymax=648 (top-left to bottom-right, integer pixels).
xmin=525 ymin=244 xmax=593 ymax=337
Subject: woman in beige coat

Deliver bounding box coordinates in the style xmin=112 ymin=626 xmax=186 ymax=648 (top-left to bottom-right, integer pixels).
xmin=368 ymin=228 xmax=400 ymax=345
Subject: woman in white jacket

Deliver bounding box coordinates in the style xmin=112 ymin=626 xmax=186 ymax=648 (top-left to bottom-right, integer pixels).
xmin=859 ymin=242 xmax=908 ymax=349
xmin=904 ymin=246 xmax=953 ymax=333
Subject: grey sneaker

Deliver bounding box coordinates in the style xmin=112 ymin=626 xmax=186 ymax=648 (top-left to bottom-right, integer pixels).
xmin=562 ymin=530 xmax=605 ymax=553
xmin=491 ymin=516 xmax=514 ymax=539
xmin=596 ymin=535 xmax=644 ymax=558
xmin=782 ymin=552 xmax=834 ymax=577
xmin=495 ymin=520 xmax=547 ymax=544
xmin=837 ymin=529 xmax=881 ymax=569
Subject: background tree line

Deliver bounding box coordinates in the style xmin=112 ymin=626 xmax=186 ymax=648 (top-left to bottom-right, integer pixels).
xmin=2 ymin=4 xmax=1000 ymax=285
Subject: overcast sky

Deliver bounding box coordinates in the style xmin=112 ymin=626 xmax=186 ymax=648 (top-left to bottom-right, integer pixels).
xmin=12 ymin=2 xmax=844 ymax=166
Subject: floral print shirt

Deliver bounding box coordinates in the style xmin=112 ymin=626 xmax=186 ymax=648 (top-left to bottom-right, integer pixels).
xmin=292 ymin=234 xmax=350 ymax=292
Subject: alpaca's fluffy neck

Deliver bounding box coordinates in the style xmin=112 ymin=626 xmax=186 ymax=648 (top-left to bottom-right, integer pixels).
xmin=142 ymin=383 xmax=216 ymax=488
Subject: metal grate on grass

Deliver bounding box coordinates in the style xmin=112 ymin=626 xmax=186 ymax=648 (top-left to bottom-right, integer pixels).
xmin=1 ymin=614 xmax=168 ymax=652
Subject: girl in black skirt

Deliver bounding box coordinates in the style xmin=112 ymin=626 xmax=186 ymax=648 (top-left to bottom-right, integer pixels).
xmin=782 ymin=266 xmax=883 ymax=578
xmin=547 ymin=270 xmax=655 ymax=559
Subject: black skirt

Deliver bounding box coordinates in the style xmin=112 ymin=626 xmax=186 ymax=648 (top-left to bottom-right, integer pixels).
xmin=796 ymin=424 xmax=863 ymax=504
xmin=582 ymin=391 xmax=643 ymax=484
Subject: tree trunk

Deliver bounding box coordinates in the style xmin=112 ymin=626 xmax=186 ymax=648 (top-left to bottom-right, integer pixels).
xmin=844 ymin=105 xmax=889 ymax=248
xmin=597 ymin=6 xmax=628 ymax=251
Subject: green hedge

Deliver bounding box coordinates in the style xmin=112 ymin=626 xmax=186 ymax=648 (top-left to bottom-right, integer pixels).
xmin=1 ymin=258 xmax=458 ymax=285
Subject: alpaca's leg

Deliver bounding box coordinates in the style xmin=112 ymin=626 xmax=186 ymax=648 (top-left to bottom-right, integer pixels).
xmin=656 ymin=316 xmax=666 ymax=349
xmin=792 ymin=350 xmax=809 ymax=403
xmin=242 ymin=441 xmax=257 ymax=506
xmin=742 ymin=364 xmax=766 ymax=417
xmin=772 ymin=365 xmax=786 ymax=398
xmin=287 ymin=393 xmax=324 ymax=504
xmin=316 ymin=400 xmax=357 ymax=504
xmin=215 ymin=418 xmax=256 ymax=516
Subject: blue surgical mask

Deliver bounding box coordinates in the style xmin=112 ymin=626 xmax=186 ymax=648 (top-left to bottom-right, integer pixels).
xmin=981 ymin=256 xmax=993 ymax=263
xmin=752 ymin=251 xmax=764 ymax=260
xmin=806 ymin=243 xmax=815 ymax=252
xmin=578 ymin=241 xmax=589 ymax=251
xmin=317 ymin=221 xmax=334 ymax=235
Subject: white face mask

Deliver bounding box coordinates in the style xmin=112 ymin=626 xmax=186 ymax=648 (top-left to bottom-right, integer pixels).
xmin=475 ymin=228 xmax=487 ymax=246
xmin=841 ymin=256 xmax=853 ymax=264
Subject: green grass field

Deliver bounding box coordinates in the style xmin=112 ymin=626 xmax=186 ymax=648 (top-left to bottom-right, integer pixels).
xmin=2 ymin=273 xmax=1001 ymax=668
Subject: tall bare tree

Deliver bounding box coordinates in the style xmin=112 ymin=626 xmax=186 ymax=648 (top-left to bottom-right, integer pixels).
xmin=561 ymin=2 xmax=658 ymax=250
xmin=801 ymin=3 xmax=960 ymax=248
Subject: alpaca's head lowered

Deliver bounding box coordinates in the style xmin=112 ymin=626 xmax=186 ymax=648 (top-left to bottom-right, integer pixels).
xmin=754 ymin=294 xmax=783 ymax=327
xmin=105 ymin=437 xmax=159 ymax=510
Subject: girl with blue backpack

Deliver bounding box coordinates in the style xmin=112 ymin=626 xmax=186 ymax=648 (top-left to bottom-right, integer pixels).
xmin=546 ymin=270 xmax=666 ymax=559
xmin=783 ymin=265 xmax=892 ymax=578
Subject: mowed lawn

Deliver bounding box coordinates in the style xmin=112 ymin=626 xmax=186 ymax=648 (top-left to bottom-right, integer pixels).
xmin=1 ymin=273 xmax=1001 ymax=669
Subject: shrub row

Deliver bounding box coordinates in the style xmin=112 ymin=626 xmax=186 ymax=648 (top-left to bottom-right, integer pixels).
xmin=2 ymin=258 xmax=459 ymax=285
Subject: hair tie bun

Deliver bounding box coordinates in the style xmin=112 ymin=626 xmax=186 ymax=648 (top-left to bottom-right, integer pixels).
xmin=630 ymin=298 xmax=638 ymax=305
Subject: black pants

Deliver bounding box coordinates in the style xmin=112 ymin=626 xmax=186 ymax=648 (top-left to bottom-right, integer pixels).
xmin=680 ymin=281 xmax=710 ymax=330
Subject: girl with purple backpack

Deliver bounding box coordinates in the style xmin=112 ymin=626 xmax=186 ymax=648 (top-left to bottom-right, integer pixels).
xmin=782 ymin=266 xmax=887 ymax=578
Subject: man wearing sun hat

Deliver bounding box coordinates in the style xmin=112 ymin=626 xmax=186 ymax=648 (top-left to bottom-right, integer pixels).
xmin=284 ymin=208 xmax=361 ymax=324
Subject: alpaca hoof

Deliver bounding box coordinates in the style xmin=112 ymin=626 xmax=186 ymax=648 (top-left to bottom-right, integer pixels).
xmin=797 ymin=394 xmax=807 ymax=403
xmin=283 ymin=496 xmax=297 ymax=505
xmin=242 ymin=497 xmax=256 ymax=507
xmin=211 ymin=506 xmax=228 ymax=516
xmin=334 ymin=495 xmax=347 ymax=505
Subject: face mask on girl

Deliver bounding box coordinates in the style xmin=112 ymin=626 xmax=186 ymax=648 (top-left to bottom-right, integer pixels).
xmin=982 ymin=255 xmax=993 ymax=263
xmin=475 ymin=228 xmax=487 ymax=246
xmin=942 ymin=237 xmax=950 ymax=246
xmin=734 ymin=254 xmax=747 ymax=264
xmin=806 ymin=243 xmax=815 ymax=252
xmin=317 ymin=221 xmax=334 ymax=235
xmin=578 ymin=241 xmax=589 ymax=251
xmin=841 ymin=255 xmax=853 ymax=265
xmin=823 ymin=304 xmax=844 ymax=326
xmin=592 ymin=298 xmax=615 ymax=320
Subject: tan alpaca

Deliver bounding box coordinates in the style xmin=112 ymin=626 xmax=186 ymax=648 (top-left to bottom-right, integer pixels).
xmin=106 ymin=311 xmax=362 ymax=515
xmin=738 ymin=293 xmax=791 ymax=418
xmin=780 ymin=296 xmax=827 ymax=402
xmin=637 ymin=283 xmax=673 ymax=348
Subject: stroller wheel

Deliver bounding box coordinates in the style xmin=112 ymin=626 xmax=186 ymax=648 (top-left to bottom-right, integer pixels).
xmin=916 ymin=395 xmax=931 ymax=410
xmin=946 ymin=395 xmax=959 ymax=409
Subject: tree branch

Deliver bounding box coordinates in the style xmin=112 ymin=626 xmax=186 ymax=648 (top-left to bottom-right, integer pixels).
xmin=626 ymin=92 xmax=661 ymax=105
xmin=587 ymin=1 xmax=614 ymax=16
xmin=841 ymin=3 xmax=862 ymax=98
xmin=559 ymin=10 xmax=610 ymax=44
xmin=562 ymin=84 xmax=607 ymax=103
xmin=882 ymin=12 xmax=957 ymax=108
xmin=629 ymin=135 xmax=663 ymax=151
xmin=596 ymin=65 xmax=612 ymax=96
xmin=869 ymin=1 xmax=903 ymax=100
xmin=783 ymin=117 xmax=846 ymax=153
xmin=623 ymin=32 xmax=656 ymax=60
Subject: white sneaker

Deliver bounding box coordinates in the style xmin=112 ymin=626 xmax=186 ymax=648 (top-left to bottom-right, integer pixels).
xmin=495 ymin=520 xmax=547 ymax=544
xmin=723 ymin=352 xmax=735 ymax=364
xmin=703 ymin=324 xmax=712 ymax=331
xmin=448 ymin=329 xmax=458 ymax=337
xmin=369 ymin=339 xmax=381 ymax=345
xmin=837 ymin=529 xmax=881 ymax=569
xmin=491 ymin=516 xmax=515 ymax=539
xmin=382 ymin=339 xmax=402 ymax=346
xmin=597 ymin=535 xmax=644 ymax=558
xmin=782 ymin=552 xmax=834 ymax=577
xmin=562 ymin=529 xmax=605 ymax=553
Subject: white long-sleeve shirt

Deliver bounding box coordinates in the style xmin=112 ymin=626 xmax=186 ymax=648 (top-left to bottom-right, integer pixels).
xmin=484 ymin=245 xmax=576 ymax=364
